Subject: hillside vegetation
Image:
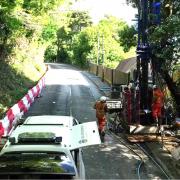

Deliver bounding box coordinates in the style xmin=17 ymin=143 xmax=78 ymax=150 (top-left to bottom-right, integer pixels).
xmin=0 ymin=0 xmax=64 ymax=117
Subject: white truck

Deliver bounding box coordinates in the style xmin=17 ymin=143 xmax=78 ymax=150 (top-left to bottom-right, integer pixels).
xmin=0 ymin=116 xmax=101 ymax=179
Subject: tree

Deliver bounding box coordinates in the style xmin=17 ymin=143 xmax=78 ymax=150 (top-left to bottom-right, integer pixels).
xmin=67 ymin=11 xmax=92 ymax=33
xmin=22 ymin=0 xmax=65 ymax=15
xmin=56 ymin=10 xmax=93 ymax=64
xmin=54 ymin=9 xmax=136 ymax=67
xmin=44 ymin=44 xmax=58 ymax=62
xmin=57 ymin=26 xmax=72 ymax=63
xmin=41 ymin=22 xmax=58 ymax=42
xmin=0 ymin=0 xmax=71 ymax=116
xmin=149 ymin=0 xmax=180 ymax=113
xmin=118 ymin=25 xmax=137 ymax=52
xmin=72 ymin=27 xmax=96 ymax=67
xmin=95 ymin=16 xmax=135 ymax=67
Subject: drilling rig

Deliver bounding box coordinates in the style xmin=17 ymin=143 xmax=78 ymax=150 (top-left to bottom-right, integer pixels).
xmin=135 ymin=0 xmax=158 ymax=123
xmin=107 ymin=0 xmax=179 ymax=134
xmin=133 ymin=0 xmax=179 ymax=128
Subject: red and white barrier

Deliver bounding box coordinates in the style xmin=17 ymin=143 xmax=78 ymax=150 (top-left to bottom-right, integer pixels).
xmin=0 ymin=76 xmax=46 ymax=137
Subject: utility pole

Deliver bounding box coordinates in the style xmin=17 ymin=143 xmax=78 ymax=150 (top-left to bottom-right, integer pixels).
xmin=102 ymin=35 xmax=105 ymax=67
xmin=97 ymin=32 xmax=100 ymax=65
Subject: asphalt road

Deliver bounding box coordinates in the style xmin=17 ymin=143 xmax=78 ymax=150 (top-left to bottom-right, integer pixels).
xmin=24 ymin=63 xmax=168 ymax=179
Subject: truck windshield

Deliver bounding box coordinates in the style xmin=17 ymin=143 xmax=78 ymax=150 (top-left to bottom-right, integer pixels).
xmin=0 ymin=152 xmax=76 ymax=178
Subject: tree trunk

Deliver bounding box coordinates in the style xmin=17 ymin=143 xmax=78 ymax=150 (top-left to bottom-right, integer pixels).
xmin=160 ymin=69 xmax=180 ymax=116
xmin=152 ymin=56 xmax=180 ymax=116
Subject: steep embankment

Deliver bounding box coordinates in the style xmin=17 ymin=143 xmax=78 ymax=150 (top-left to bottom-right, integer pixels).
xmin=0 ymin=1 xmax=57 ymax=118
xmin=0 ymin=34 xmax=46 ymax=118
xmin=0 ymin=59 xmax=46 ymax=118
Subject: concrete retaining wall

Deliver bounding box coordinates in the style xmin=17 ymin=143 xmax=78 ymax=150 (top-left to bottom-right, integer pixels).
xmin=104 ymin=67 xmax=113 ymax=85
xmin=97 ymin=65 xmax=103 ymax=79
xmin=113 ymin=70 xmax=129 ymax=85
xmin=89 ymin=63 xmax=98 ymax=75
xmin=89 ymin=62 xmax=129 ymax=85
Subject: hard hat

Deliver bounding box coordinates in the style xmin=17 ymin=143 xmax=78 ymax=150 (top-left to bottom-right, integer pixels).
xmin=100 ymin=96 xmax=106 ymax=102
xmin=153 ymin=85 xmax=157 ymax=89
xmin=135 ymin=86 xmax=139 ymax=91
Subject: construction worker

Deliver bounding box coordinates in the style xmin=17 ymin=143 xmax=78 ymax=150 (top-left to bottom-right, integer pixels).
xmin=94 ymin=96 xmax=108 ymax=142
xmin=152 ymin=85 xmax=164 ymax=130
xmin=0 ymin=122 xmax=4 ymax=142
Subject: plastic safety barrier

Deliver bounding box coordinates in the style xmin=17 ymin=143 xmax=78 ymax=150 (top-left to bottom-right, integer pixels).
xmin=0 ymin=76 xmax=45 ymax=137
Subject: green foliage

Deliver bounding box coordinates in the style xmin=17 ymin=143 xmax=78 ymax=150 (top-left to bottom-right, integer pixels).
xmin=150 ymin=15 xmax=180 ymax=66
xmin=67 ymin=11 xmax=92 ymax=33
xmin=44 ymin=45 xmax=58 ymax=62
xmin=0 ymin=0 xmax=69 ymax=117
xmin=57 ymin=47 xmax=70 ymax=63
xmin=0 ymin=61 xmax=34 ymax=116
xmin=56 ymin=10 xmax=93 ymax=64
xmin=92 ymin=16 xmax=135 ymax=67
xmin=0 ymin=0 xmax=17 ymax=12
xmin=56 ymin=26 xmax=72 ymax=63
xmin=41 ymin=22 xmax=58 ymax=42
xmin=72 ymin=29 xmax=93 ymax=67
xmin=56 ymin=13 xmax=136 ymax=68
xmin=22 ymin=0 xmax=65 ymax=15
xmin=118 ymin=25 xmax=137 ymax=52
xmin=146 ymin=0 xmax=180 ymax=94
xmin=0 ymin=8 xmax=24 ymax=60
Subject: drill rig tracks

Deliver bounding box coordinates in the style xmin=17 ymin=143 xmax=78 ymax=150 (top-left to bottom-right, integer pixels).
xmin=108 ymin=131 xmax=170 ymax=179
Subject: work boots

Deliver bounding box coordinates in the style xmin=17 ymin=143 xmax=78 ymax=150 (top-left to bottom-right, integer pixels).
xmin=99 ymin=130 xmax=105 ymax=143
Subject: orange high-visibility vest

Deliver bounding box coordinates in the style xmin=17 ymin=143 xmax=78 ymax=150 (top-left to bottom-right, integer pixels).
xmin=152 ymin=88 xmax=164 ymax=118
xmin=94 ymin=101 xmax=107 ymax=119
xmin=152 ymin=88 xmax=164 ymax=106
